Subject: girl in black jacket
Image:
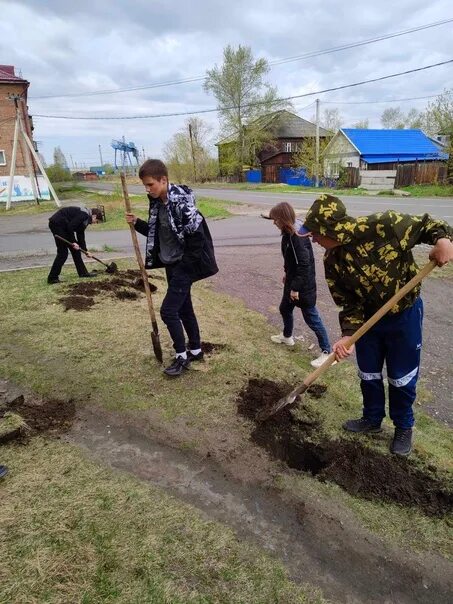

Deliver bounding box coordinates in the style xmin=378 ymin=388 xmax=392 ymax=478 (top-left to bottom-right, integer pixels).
xmin=268 ymin=202 xmax=332 ymax=367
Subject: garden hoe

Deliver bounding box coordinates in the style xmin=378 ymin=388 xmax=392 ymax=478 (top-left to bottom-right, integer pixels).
xmin=257 ymin=260 xmax=437 ymax=422
xmin=54 ymin=234 xmax=118 ymax=274
xmin=120 ymin=172 xmax=163 ymax=364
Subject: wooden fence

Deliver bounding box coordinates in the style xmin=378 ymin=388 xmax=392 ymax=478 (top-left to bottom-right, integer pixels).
xmin=343 ymin=166 xmax=360 ymax=188
xmin=394 ymin=162 xmax=447 ymax=188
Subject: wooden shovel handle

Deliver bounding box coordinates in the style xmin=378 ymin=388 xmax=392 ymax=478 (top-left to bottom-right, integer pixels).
xmin=302 ymin=260 xmax=437 ymax=389
xmin=120 ymin=173 xmax=159 ymax=328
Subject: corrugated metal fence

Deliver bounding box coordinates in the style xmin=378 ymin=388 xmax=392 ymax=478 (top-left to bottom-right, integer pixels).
xmin=394 ymin=162 xmax=447 ymax=188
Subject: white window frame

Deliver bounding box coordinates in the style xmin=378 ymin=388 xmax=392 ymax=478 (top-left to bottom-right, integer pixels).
xmin=0 ymin=150 xmax=6 ymax=166
xmin=283 ymin=142 xmax=292 ymax=152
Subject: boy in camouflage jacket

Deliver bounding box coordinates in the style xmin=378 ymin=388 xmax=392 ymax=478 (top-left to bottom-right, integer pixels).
xmin=301 ymin=194 xmax=453 ymax=455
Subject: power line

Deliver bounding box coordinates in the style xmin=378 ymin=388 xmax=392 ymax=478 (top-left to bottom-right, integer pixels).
xmin=30 ymin=18 xmax=453 ymax=100
xmin=32 ymin=59 xmax=453 ymax=121
xmin=322 ymin=93 xmax=442 ymax=105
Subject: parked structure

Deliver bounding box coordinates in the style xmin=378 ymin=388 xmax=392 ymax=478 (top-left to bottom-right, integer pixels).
xmin=0 ymin=65 xmax=36 ymax=178
xmin=216 ymin=110 xmax=331 ymax=183
xmin=323 ymin=128 xmax=448 ymax=177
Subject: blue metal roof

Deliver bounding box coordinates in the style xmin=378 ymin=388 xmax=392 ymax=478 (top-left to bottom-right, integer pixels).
xmin=342 ymin=129 xmax=448 ymax=161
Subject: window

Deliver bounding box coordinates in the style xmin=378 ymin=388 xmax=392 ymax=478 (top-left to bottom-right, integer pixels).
xmin=0 ymin=150 xmax=6 ymax=166
xmin=283 ymin=142 xmax=292 ymax=152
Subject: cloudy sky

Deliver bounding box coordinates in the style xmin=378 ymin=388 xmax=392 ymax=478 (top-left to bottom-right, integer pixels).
xmin=1 ymin=0 xmax=452 ymax=167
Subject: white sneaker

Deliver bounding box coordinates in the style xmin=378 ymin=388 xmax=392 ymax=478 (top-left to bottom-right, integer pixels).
xmin=271 ymin=333 xmax=295 ymax=346
xmin=310 ymin=351 xmax=336 ymax=368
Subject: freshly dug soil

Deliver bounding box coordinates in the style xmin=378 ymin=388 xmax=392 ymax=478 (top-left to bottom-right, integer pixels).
xmin=59 ymin=295 xmax=95 ymax=312
xmin=237 ymin=378 xmax=453 ymax=517
xmin=1 ymin=397 xmax=76 ymax=443
xmin=201 ymin=342 xmax=227 ymax=355
xmin=58 ymin=270 xmax=157 ymax=311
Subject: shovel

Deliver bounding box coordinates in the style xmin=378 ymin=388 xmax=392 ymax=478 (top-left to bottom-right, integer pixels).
xmin=54 ymin=234 xmax=118 ymax=274
xmin=257 ymin=260 xmax=437 ymax=422
xmin=120 ymin=172 xmax=163 ymax=364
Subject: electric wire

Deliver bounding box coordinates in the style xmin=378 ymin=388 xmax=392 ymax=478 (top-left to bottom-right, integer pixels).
xmin=30 ymin=18 xmax=453 ymax=100
xmin=32 ymin=59 xmax=453 ymax=121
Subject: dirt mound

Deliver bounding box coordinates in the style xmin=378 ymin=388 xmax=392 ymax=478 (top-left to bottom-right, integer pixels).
xmin=237 ymin=378 xmax=453 ymax=517
xmin=201 ymin=342 xmax=227 ymax=355
xmin=1 ymin=397 xmax=76 ymax=444
xmin=58 ymin=270 xmax=157 ymax=311
xmin=59 ymin=295 xmax=95 ymax=312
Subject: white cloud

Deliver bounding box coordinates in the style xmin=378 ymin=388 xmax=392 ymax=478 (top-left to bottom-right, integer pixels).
xmin=1 ymin=0 xmax=452 ymax=166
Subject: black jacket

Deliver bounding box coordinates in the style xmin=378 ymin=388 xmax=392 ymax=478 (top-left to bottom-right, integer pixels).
xmin=281 ymin=232 xmax=317 ymax=307
xmin=49 ymin=206 xmax=91 ymax=250
xmin=135 ymin=214 xmax=218 ymax=282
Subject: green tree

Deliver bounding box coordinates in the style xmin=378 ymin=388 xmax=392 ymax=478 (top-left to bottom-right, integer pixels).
xmin=204 ymin=44 xmax=288 ymax=179
xmin=163 ymin=117 xmax=218 ymax=183
xmin=291 ymin=137 xmax=330 ymax=178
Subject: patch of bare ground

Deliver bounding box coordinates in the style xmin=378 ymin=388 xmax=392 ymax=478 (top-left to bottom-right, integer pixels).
xmin=237 ymin=378 xmax=452 ymax=518
xmin=58 ymin=269 xmax=158 ymax=311
xmin=1 ymin=377 xmax=452 ymax=603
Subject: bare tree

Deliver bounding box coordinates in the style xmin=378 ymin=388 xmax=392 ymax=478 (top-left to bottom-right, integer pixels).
xmin=380 ymin=107 xmax=406 ymax=129
xmin=352 ymin=119 xmax=369 ymax=129
xmin=163 ymin=117 xmax=217 ymax=183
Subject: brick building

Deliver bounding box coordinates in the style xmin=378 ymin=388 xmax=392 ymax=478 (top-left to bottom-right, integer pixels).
xmin=0 ymin=65 xmax=36 ymax=178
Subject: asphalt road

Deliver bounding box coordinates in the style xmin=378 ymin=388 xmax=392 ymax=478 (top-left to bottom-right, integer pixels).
xmin=83 ymin=181 xmax=453 ymax=220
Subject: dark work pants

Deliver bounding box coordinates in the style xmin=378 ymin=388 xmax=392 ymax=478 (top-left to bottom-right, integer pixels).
xmin=48 ymin=225 xmax=88 ymax=280
xmin=160 ymin=265 xmax=201 ymax=355
xmin=355 ymin=298 xmax=423 ymax=429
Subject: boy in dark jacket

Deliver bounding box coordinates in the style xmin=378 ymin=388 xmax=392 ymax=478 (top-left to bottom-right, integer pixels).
xmin=126 ymin=159 xmax=218 ymax=377
xmin=47 ymin=206 xmax=102 ymax=284
xmin=302 ymin=193 xmax=453 ymax=456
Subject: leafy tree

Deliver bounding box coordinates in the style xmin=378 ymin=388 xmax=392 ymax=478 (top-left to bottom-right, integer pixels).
xmin=291 ymin=137 xmax=330 ymax=178
xmin=53 ymin=146 xmax=69 ymax=170
xmin=204 ymin=44 xmax=289 ymax=178
xmin=163 ymin=117 xmax=218 ymax=183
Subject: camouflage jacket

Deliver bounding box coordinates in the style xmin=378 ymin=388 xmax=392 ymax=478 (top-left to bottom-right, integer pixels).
xmin=303 ymin=194 xmax=453 ymax=335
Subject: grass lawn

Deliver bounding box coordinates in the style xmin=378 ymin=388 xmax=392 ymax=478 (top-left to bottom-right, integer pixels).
xmin=0 ymin=262 xmax=452 ymax=600
xmin=0 ymin=184 xmax=235 ymax=228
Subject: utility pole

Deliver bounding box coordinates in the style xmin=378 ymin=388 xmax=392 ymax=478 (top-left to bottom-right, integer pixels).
xmin=188 ymin=122 xmax=197 ymax=183
xmin=98 ymin=144 xmax=104 ymax=167
xmin=315 ymin=98 xmax=320 ymax=188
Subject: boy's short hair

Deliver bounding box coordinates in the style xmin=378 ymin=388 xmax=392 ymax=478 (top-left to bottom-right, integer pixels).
xmin=139 ymin=159 xmax=168 ymax=180
xmin=91 ymin=207 xmax=104 ymax=221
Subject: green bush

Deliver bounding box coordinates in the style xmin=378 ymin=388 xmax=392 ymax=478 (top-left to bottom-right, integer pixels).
xmin=46 ymin=164 xmax=73 ymax=183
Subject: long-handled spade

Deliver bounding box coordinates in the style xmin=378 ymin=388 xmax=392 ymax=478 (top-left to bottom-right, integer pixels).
xmin=257 ymin=260 xmax=437 ymax=423
xmin=54 ymin=234 xmax=118 ymax=274
xmin=120 ymin=172 xmax=163 ymax=364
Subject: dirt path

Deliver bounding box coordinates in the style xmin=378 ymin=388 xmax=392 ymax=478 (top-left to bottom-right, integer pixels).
xmin=67 ymin=405 xmax=453 ymax=604
xmin=210 ymin=243 xmax=453 ymax=427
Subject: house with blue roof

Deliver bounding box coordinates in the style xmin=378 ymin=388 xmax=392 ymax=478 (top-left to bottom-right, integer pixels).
xmin=323 ymin=128 xmax=448 ymax=178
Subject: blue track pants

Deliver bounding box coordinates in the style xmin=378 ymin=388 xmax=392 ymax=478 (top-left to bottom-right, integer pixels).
xmin=355 ymin=297 xmax=423 ymax=429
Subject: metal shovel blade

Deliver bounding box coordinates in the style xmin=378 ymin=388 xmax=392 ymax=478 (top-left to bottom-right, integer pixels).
xmin=151 ymin=330 xmax=163 ymax=364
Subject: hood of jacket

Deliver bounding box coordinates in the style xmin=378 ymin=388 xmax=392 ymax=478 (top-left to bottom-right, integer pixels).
xmin=303 ymin=194 xmax=375 ymax=245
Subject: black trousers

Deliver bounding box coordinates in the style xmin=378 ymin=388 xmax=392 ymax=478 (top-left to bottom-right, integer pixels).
xmin=160 ymin=265 xmax=201 ymax=354
xmin=48 ymin=225 xmax=88 ymax=280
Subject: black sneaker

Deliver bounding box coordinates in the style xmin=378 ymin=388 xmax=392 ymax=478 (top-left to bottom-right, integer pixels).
xmin=343 ymin=417 xmax=382 ymax=433
xmin=187 ymin=350 xmax=204 ymax=362
xmin=47 ymin=277 xmax=61 ymax=284
xmin=390 ymin=428 xmax=413 ymax=456
xmin=163 ymin=356 xmax=191 ymax=377
xmin=0 ymin=465 xmax=9 ymax=479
